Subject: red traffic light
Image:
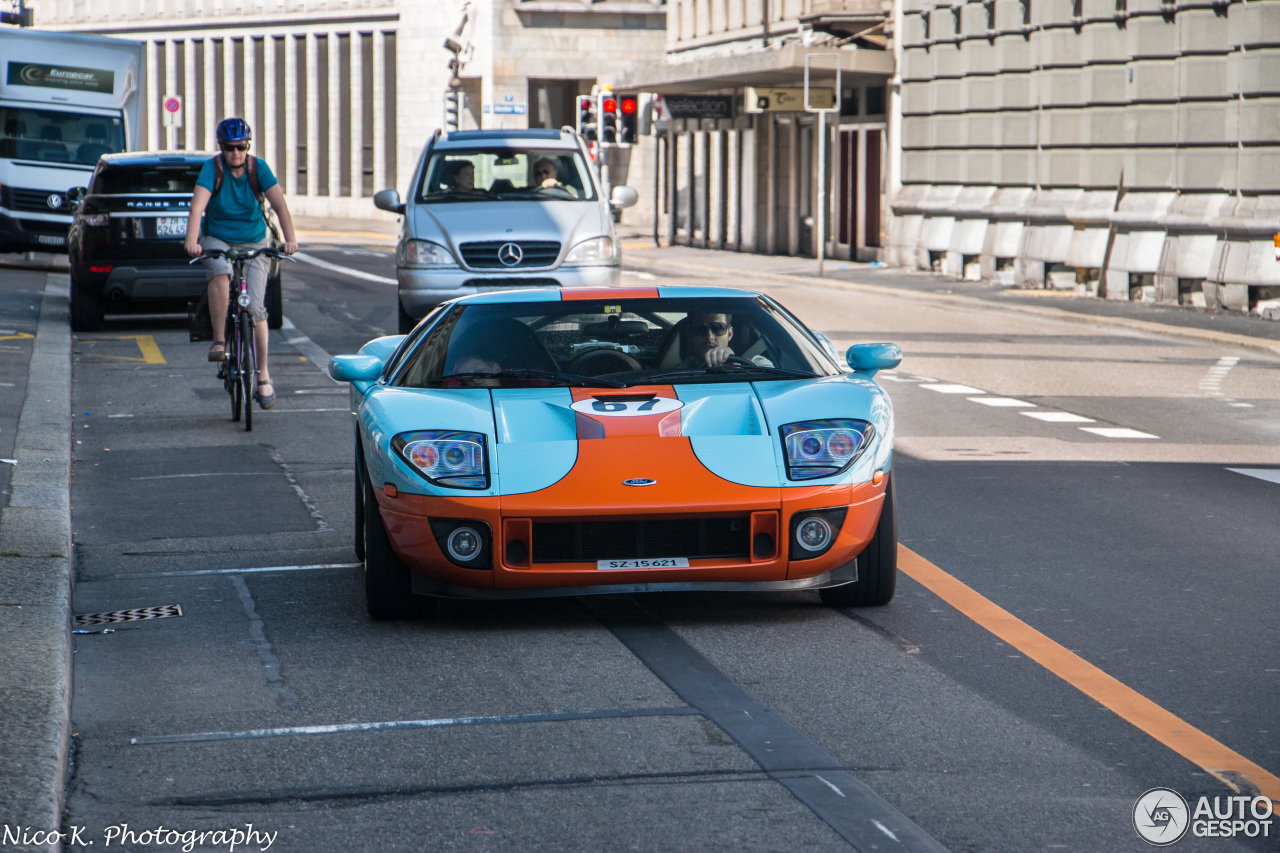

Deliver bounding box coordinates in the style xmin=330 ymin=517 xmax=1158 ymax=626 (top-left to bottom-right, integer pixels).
xmin=603 ymin=98 xmax=618 ymax=113
xmin=621 ymin=97 xmax=637 ymax=114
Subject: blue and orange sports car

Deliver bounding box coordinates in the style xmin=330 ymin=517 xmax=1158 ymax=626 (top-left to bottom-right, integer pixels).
xmin=330 ymin=286 xmax=902 ymax=619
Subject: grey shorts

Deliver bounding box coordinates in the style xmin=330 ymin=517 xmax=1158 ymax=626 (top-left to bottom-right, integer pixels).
xmin=200 ymin=234 xmax=271 ymax=322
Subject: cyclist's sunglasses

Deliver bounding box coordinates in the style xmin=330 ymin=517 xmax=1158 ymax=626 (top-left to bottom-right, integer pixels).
xmin=220 ymin=143 xmax=250 ymax=152
xmin=688 ymin=321 xmax=731 ymax=336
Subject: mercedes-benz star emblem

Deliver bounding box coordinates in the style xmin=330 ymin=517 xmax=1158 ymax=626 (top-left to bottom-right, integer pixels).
xmin=46 ymin=194 xmax=64 ymax=210
xmin=622 ymin=478 xmax=657 ymax=487
xmin=497 ymin=242 xmax=523 ymax=267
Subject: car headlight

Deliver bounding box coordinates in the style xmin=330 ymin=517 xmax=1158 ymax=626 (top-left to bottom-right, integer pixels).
xmin=82 ymin=213 xmax=109 ymax=227
xmin=779 ymin=419 xmax=874 ymax=481
xmin=391 ymin=430 xmax=488 ymax=489
xmin=400 ymin=239 xmax=457 ymax=268
xmin=562 ymin=236 xmax=617 ymax=265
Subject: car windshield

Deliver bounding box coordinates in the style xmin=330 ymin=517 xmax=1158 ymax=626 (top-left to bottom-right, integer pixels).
xmin=392 ymin=297 xmax=840 ymax=389
xmin=92 ymin=163 xmax=203 ymax=195
xmin=0 ymin=107 xmax=125 ymax=166
xmin=417 ymin=147 xmax=597 ymax=203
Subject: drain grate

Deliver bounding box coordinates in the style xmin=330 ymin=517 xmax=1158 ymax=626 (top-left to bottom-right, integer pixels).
xmin=75 ymin=604 xmax=183 ymax=626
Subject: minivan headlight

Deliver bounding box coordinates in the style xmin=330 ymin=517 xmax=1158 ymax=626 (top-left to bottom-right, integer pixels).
xmin=392 ymin=430 xmax=488 ymax=489
xmin=779 ymin=419 xmax=874 ymax=481
xmin=400 ymin=239 xmax=457 ymax=268
xmin=563 ymin=236 xmax=617 ymax=266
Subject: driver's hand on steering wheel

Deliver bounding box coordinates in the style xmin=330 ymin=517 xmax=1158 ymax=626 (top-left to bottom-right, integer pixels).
xmin=541 ymin=177 xmax=562 ymax=189
xmin=703 ymin=346 xmax=735 ymax=367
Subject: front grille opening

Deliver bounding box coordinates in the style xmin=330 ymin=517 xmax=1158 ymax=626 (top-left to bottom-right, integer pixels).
xmin=461 ymin=240 xmax=561 ymax=269
xmin=531 ymin=517 xmax=751 ymax=563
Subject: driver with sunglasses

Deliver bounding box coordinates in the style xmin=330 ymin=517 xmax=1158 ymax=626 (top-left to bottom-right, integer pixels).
xmin=679 ymin=312 xmax=774 ymax=369
xmin=184 ymin=117 xmax=298 ymax=410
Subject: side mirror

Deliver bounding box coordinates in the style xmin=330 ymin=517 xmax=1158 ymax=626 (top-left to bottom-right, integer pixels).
xmin=329 ymin=354 xmax=385 ymax=383
xmin=846 ymin=343 xmax=902 ymax=379
xmin=67 ymin=186 xmax=87 ymax=208
xmin=610 ymin=185 xmax=638 ymax=209
xmin=372 ymin=188 xmax=405 ymax=214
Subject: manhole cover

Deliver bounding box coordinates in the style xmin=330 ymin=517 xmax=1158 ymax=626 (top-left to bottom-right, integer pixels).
xmin=75 ymin=604 xmax=183 ymax=626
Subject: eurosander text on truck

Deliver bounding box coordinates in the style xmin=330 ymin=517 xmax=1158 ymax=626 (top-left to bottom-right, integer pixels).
xmin=0 ymin=28 xmax=143 ymax=253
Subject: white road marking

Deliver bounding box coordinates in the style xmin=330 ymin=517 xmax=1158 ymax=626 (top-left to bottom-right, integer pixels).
xmin=920 ymin=384 xmax=985 ymax=394
xmin=621 ymin=269 xmax=656 ymax=280
xmin=1079 ymin=427 xmax=1159 ymax=439
xmin=269 ymin=407 xmax=350 ymax=413
xmin=130 ymin=472 xmax=277 ymax=481
xmin=1021 ymin=411 xmax=1096 ymax=423
xmin=1228 ymin=402 xmax=1254 ymax=408
xmin=1 ymin=458 xmax=16 ymax=465
xmin=871 ymin=820 xmax=901 ymax=842
xmin=293 ymin=250 xmax=397 ymax=285
xmin=107 ymin=413 xmax=134 ymax=418
xmin=1197 ymin=356 xmax=1239 ymax=397
xmin=120 ymin=563 xmax=360 ymax=579
xmin=967 ymin=396 xmax=1035 ymax=407
xmin=281 ymin=316 xmax=339 ymax=380
xmin=814 ymin=774 xmax=846 ymax=798
xmin=1227 ymin=468 xmax=1280 ymax=485
xmin=293 ymin=388 xmax=347 ymax=395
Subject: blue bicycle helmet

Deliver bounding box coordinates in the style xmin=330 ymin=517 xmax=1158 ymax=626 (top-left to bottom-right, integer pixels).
xmin=215 ymin=117 xmax=252 ymax=144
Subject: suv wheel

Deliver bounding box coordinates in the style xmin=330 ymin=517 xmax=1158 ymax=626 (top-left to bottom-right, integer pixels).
xmin=69 ymin=276 xmax=103 ymax=332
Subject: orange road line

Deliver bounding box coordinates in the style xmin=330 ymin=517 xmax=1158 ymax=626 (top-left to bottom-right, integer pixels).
xmin=899 ymin=546 xmax=1280 ymax=799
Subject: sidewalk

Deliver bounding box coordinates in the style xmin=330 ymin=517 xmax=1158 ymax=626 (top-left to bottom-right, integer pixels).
xmin=619 ymin=240 xmax=1280 ymax=359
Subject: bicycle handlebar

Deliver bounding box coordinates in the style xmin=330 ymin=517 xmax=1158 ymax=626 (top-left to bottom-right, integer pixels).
xmin=189 ymin=246 xmax=297 ymax=264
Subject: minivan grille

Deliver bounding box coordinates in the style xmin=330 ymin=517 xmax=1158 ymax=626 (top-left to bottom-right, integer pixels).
xmin=3 ymin=187 xmax=68 ymax=213
xmin=460 ymin=240 xmax=560 ymax=269
xmin=531 ymin=517 xmax=751 ymax=563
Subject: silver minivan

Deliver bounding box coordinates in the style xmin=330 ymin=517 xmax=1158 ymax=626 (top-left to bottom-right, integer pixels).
xmin=374 ymin=128 xmax=638 ymax=333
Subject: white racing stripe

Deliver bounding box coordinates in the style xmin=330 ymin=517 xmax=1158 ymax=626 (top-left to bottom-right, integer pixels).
xmin=293 ymin=250 xmax=397 ymax=285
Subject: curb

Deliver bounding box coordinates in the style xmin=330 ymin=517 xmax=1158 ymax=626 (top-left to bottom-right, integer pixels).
xmin=0 ymin=275 xmax=73 ymax=850
xmin=624 ymin=255 xmax=1280 ymax=360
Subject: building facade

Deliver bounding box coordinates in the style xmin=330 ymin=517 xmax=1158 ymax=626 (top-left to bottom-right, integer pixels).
xmin=891 ymin=0 xmax=1280 ymax=311
xmin=31 ymin=0 xmax=667 ymax=218
xmin=621 ymin=0 xmax=894 ymax=259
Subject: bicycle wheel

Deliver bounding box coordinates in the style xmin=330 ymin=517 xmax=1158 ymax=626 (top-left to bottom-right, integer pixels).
xmin=240 ymin=312 xmax=255 ymax=432
xmin=225 ymin=315 xmax=242 ymax=422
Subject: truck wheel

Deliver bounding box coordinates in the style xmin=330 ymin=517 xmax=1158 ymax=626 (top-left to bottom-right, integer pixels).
xmin=266 ymin=271 xmax=283 ymax=330
xmin=363 ymin=476 xmax=415 ymax=620
xmin=819 ymin=475 xmax=898 ymax=608
xmin=69 ymin=277 xmax=103 ymax=332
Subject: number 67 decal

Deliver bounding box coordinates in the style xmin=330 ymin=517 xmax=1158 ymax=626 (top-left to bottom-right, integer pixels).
xmin=570 ymin=396 xmax=683 ymax=417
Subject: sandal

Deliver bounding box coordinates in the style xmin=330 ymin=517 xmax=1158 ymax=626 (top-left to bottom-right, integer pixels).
xmin=256 ymin=379 xmax=276 ymax=410
xmin=207 ymin=341 xmax=226 ymax=362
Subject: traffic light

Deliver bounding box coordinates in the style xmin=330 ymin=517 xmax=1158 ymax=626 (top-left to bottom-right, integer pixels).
xmin=443 ymin=89 xmax=463 ymax=132
xmin=599 ymin=94 xmax=618 ymax=144
xmin=617 ymin=94 xmax=638 ymax=145
xmin=576 ymin=94 xmax=596 ymax=141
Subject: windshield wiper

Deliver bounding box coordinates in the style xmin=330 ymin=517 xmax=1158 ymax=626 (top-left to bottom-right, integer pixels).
xmin=630 ymin=365 xmax=819 ymax=386
xmin=427 ymin=369 xmax=625 ymax=388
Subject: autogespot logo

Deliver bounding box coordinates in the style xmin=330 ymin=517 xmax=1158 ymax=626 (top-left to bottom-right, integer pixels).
xmin=1134 ymin=788 xmax=1190 ymax=846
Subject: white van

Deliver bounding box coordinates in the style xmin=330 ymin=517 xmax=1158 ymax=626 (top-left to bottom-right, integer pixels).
xmin=374 ymin=128 xmax=638 ymax=333
xmin=0 ymin=29 xmax=143 ymax=254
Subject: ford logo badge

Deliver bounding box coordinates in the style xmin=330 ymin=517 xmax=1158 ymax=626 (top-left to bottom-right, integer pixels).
xmin=622 ymin=478 xmax=657 ymax=487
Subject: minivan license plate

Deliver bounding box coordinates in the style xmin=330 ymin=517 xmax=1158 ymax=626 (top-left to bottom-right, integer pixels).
xmin=597 ymin=558 xmax=690 ymax=570
xmin=156 ymin=216 xmax=186 ymax=237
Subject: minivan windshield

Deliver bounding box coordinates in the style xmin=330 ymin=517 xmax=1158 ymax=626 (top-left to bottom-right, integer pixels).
xmin=0 ymin=107 xmax=125 ymax=166
xmin=417 ymin=147 xmax=597 ymax=203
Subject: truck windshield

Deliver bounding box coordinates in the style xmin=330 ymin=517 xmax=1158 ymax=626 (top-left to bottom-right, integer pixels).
xmin=0 ymin=107 xmax=125 ymax=167
xmin=418 ymin=147 xmax=597 ymax=203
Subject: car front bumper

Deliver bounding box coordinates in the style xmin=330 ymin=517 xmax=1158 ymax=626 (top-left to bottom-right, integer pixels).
xmin=0 ymin=211 xmax=70 ymax=253
xmin=398 ymin=264 xmax=621 ymax=316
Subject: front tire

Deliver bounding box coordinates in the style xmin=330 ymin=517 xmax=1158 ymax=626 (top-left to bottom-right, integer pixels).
xmin=69 ymin=277 xmax=102 ymax=332
xmin=240 ymin=313 xmax=254 ymax=432
xmin=397 ymin=298 xmax=418 ymax=335
xmin=363 ymin=476 xmax=414 ymax=620
xmin=819 ymin=475 xmax=898 ymax=607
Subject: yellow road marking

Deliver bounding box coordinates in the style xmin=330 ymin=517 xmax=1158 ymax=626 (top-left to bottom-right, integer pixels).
xmin=621 ymin=241 xmax=669 ymax=250
xmin=79 ymin=335 xmax=166 ymax=365
xmin=0 ymin=332 xmax=34 ymax=341
xmin=899 ymin=546 xmax=1280 ymax=799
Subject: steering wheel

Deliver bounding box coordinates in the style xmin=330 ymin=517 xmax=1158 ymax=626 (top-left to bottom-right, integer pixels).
xmin=722 ymin=355 xmax=757 ymax=368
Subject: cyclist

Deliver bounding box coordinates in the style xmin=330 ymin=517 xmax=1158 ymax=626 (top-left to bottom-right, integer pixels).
xmin=184 ymin=117 xmax=298 ymax=410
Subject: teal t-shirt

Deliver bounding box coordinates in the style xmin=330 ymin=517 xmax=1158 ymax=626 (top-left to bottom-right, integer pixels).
xmin=195 ymin=156 xmax=279 ymax=244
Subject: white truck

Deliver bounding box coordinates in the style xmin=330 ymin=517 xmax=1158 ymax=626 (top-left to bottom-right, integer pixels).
xmin=0 ymin=28 xmax=143 ymax=253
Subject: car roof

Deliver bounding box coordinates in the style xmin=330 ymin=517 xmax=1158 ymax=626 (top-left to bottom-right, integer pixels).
xmin=99 ymin=151 xmax=214 ymax=166
xmin=451 ymin=286 xmax=765 ymax=305
xmin=436 ymin=129 xmax=578 ymax=150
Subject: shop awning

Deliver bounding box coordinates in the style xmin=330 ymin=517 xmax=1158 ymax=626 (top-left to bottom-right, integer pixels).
xmin=616 ymin=44 xmax=894 ymax=95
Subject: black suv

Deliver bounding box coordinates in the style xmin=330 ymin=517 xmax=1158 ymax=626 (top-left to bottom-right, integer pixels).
xmin=67 ymin=151 xmax=282 ymax=332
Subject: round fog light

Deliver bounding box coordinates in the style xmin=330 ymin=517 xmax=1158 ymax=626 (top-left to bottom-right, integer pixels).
xmin=796 ymin=516 xmax=833 ymax=552
xmin=446 ymin=526 xmax=482 ymax=562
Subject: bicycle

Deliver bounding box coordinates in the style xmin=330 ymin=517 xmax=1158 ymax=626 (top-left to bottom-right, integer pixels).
xmin=191 ymin=246 xmax=294 ymax=431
